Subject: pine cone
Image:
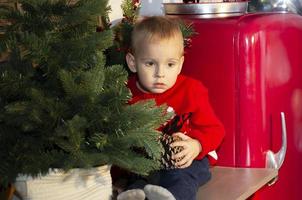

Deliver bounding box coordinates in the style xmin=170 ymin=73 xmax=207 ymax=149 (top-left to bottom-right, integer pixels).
xmin=160 ymin=134 xmax=184 ymax=169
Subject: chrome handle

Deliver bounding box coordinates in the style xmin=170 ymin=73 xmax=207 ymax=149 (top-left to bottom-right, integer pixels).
xmin=265 ymin=112 xmax=287 ymax=185
xmin=266 ymin=112 xmax=287 ymax=169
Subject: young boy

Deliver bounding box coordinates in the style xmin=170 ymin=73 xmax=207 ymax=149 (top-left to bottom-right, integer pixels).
xmin=117 ymin=16 xmax=225 ymax=200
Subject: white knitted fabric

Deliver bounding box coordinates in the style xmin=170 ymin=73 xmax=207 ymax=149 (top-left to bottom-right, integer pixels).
xmin=13 ymin=165 xmax=112 ymax=200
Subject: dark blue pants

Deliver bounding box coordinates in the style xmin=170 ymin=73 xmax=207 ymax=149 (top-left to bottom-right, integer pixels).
xmin=153 ymin=158 xmax=211 ymax=200
xmin=128 ymin=158 xmax=211 ymax=200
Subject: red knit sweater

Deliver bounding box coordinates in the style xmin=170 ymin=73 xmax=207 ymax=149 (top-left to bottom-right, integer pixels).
xmin=127 ymin=74 xmax=225 ymax=164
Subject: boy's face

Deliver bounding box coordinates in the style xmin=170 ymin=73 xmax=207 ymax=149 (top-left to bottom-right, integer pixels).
xmin=126 ymin=37 xmax=184 ymax=94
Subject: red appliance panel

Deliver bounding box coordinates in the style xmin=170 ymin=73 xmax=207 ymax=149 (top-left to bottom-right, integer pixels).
xmin=177 ymin=12 xmax=302 ymax=199
xmin=236 ymin=13 xmax=302 ymax=200
xmin=182 ymin=16 xmax=240 ymax=167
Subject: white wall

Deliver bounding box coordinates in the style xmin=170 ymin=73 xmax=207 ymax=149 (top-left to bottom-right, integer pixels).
xmin=108 ymin=0 xmax=183 ymax=23
xmin=139 ymin=0 xmax=165 ymax=16
xmin=139 ymin=0 xmax=182 ymax=16
xmin=108 ymin=0 xmax=123 ymax=25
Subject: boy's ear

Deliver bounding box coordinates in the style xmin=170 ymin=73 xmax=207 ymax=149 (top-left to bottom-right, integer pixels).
xmin=178 ymin=55 xmax=184 ymax=74
xmin=126 ymin=53 xmax=137 ymax=73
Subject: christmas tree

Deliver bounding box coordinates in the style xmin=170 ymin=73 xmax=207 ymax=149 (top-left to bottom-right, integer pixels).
xmin=0 ymin=0 xmax=169 ymax=187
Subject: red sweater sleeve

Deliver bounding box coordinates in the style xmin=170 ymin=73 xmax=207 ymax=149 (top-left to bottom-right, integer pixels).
xmin=127 ymin=74 xmax=225 ymax=163
xmin=187 ymin=83 xmax=225 ymax=161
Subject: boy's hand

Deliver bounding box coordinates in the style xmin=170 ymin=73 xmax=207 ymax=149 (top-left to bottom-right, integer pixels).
xmin=170 ymin=132 xmax=202 ymax=168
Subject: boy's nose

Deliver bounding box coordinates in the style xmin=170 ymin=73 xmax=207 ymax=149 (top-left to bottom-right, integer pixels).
xmin=155 ymin=66 xmax=165 ymax=78
xmin=156 ymin=73 xmax=165 ymax=78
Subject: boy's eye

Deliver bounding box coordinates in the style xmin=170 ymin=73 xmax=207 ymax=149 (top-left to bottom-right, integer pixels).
xmin=168 ymin=63 xmax=176 ymax=67
xmin=145 ymin=61 xmax=154 ymax=66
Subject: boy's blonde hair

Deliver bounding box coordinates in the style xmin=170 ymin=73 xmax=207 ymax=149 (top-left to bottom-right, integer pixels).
xmin=131 ymin=16 xmax=184 ymax=55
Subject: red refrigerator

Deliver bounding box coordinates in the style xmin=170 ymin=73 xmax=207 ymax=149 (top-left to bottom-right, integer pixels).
xmin=168 ymin=10 xmax=302 ymax=199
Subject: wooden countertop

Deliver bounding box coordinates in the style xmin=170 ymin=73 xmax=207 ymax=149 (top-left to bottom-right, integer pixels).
xmin=197 ymin=166 xmax=278 ymax=200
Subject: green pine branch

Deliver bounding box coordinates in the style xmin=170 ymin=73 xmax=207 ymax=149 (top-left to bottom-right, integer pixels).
xmin=0 ymin=0 xmax=169 ymax=187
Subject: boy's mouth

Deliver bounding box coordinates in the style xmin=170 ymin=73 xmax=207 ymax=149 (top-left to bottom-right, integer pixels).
xmin=154 ymin=83 xmax=166 ymax=88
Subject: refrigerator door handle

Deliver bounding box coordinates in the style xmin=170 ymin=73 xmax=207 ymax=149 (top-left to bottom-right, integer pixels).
xmin=265 ymin=112 xmax=287 ymax=185
xmin=266 ymin=112 xmax=287 ymax=169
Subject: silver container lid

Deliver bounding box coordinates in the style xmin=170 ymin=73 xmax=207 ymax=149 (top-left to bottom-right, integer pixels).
xmin=164 ymin=2 xmax=248 ymax=17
